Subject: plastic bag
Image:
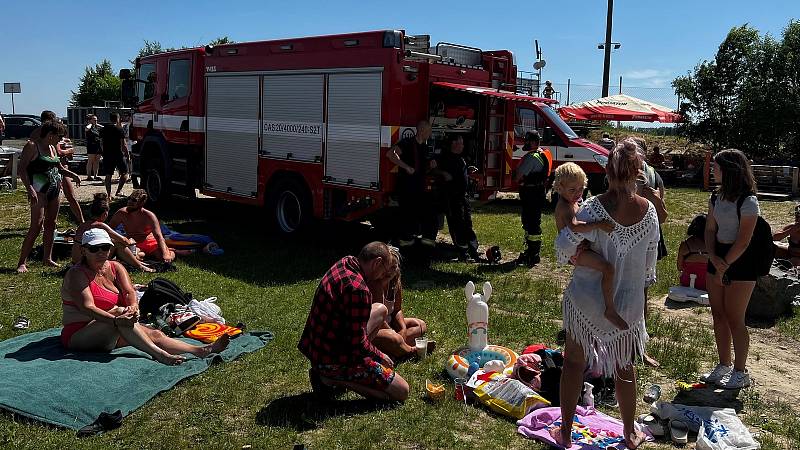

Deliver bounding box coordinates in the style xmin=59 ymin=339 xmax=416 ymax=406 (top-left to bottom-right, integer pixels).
xmin=187 ymin=297 xmax=225 ymax=324
xmin=474 ymin=377 xmax=550 ymax=419
xmin=697 ymin=409 xmax=760 ymax=450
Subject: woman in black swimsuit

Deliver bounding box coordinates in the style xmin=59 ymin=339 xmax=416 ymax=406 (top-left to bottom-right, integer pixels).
xmin=17 ymin=121 xmax=81 ymax=273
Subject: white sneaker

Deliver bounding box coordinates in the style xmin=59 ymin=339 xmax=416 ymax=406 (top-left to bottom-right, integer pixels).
xmin=699 ymin=364 xmax=732 ymax=383
xmin=717 ymin=369 xmax=751 ymax=389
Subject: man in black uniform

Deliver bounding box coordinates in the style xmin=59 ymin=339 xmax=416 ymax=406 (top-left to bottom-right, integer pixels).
xmin=388 ymin=120 xmax=436 ymax=248
xmin=436 ymin=135 xmax=480 ymax=261
xmin=514 ymin=131 xmax=551 ymax=267
xmin=99 ymin=112 xmax=129 ymax=198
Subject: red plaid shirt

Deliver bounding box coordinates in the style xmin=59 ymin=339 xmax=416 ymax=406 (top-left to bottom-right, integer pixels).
xmin=298 ymin=256 xmax=386 ymax=366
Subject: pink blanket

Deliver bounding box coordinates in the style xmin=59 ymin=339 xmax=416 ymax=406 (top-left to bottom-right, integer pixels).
xmin=517 ymin=405 xmax=652 ymax=449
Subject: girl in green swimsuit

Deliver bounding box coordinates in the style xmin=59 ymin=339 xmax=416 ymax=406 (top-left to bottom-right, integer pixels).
xmin=17 ymin=121 xmax=81 ymax=273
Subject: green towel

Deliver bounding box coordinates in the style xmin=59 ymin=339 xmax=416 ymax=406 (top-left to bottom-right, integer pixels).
xmin=0 ymin=328 xmax=273 ymax=429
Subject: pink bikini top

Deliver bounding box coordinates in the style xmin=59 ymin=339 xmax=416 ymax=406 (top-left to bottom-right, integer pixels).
xmin=63 ymin=263 xmax=126 ymax=311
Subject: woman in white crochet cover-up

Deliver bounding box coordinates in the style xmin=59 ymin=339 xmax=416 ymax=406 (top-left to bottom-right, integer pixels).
xmin=551 ymin=139 xmax=660 ymax=450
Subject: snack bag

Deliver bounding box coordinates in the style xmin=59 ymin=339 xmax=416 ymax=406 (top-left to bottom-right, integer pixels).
xmin=474 ymin=377 xmax=550 ymax=419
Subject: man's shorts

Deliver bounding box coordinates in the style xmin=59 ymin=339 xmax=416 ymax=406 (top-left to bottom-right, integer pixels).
xmin=136 ymin=236 xmax=159 ymax=256
xmin=316 ymin=357 xmax=396 ymax=389
xmin=102 ymin=154 xmax=129 ymax=176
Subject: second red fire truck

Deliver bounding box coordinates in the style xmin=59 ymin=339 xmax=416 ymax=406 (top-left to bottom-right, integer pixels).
xmin=121 ymin=29 xmax=609 ymax=233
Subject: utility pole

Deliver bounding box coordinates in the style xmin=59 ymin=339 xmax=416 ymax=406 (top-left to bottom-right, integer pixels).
xmin=602 ymin=0 xmax=614 ymax=97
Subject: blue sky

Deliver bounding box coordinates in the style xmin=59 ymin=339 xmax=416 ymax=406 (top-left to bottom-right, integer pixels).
xmin=1 ymin=0 xmax=798 ymax=117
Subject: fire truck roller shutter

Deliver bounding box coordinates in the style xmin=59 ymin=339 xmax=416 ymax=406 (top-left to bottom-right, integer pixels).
xmin=262 ymin=74 xmax=324 ymax=162
xmin=325 ymin=72 xmax=382 ymax=189
xmin=204 ymin=75 xmax=261 ymax=197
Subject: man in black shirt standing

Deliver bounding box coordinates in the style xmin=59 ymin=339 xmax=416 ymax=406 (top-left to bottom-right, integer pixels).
xmin=436 ymin=135 xmax=480 ymax=261
xmin=388 ymin=120 xmax=436 ymax=249
xmin=100 ymin=112 xmax=129 ymax=197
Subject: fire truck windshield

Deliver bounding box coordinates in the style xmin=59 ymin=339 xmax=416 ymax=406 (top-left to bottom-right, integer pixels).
xmin=538 ymin=104 xmax=578 ymax=139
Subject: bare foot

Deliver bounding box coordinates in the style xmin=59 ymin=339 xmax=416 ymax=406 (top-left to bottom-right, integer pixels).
xmin=644 ymin=353 xmax=660 ymax=368
xmin=203 ymin=333 xmax=230 ymax=356
xmin=624 ymin=429 xmax=646 ymax=449
xmin=605 ymin=307 xmax=629 ymax=330
xmin=155 ymin=353 xmax=185 ymax=366
xmin=139 ymin=263 xmax=156 ymax=273
xmin=548 ymin=425 xmax=572 ymax=449
xmin=43 ymin=259 xmax=61 ymax=268
xmin=16 ymin=264 xmax=28 ymax=273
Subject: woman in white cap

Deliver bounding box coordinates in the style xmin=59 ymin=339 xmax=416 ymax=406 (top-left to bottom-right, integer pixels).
xmin=60 ymin=229 xmax=229 ymax=365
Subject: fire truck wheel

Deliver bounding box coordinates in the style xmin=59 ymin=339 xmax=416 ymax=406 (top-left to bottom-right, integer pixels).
xmin=142 ymin=157 xmax=168 ymax=203
xmin=269 ymin=178 xmax=310 ymax=234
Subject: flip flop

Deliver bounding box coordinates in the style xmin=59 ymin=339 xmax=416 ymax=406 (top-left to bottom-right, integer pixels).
xmin=669 ymin=419 xmax=689 ymax=445
xmin=638 ymin=413 xmax=664 ymax=437
xmin=12 ymin=316 xmax=30 ymax=330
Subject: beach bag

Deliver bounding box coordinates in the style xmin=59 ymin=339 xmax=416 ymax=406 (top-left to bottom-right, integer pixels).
xmin=139 ymin=278 xmax=191 ymax=318
xmin=711 ymin=193 xmax=774 ymax=276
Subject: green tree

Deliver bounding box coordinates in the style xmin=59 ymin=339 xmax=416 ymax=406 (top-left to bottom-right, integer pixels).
xmin=70 ymin=59 xmax=121 ymax=107
xmin=777 ymin=20 xmax=800 ymax=156
xmin=207 ymin=36 xmax=234 ymax=46
xmin=674 ymin=23 xmax=797 ymax=159
xmin=130 ymin=36 xmax=234 ymax=63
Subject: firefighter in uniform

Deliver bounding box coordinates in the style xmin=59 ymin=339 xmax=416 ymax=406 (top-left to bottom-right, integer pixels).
xmin=435 ymin=134 xmax=480 ymax=261
xmin=514 ymin=131 xmax=552 ymax=266
xmin=388 ymin=120 xmax=437 ymax=249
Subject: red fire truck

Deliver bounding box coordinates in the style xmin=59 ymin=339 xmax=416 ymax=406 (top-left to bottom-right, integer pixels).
xmin=120 ymin=30 xmax=609 ymax=233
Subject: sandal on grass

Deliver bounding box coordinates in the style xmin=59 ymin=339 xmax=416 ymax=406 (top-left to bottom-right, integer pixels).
xmin=669 ymin=419 xmax=689 ymax=445
xmin=12 ymin=316 xmax=30 ymax=330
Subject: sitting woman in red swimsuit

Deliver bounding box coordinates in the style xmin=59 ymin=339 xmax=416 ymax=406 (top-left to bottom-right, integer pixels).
xmin=677 ymin=214 xmax=709 ymax=291
xmin=61 ymin=228 xmax=229 ymax=365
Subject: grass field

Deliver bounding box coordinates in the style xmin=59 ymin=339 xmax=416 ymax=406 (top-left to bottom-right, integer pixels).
xmin=0 ymin=186 xmax=798 ymax=449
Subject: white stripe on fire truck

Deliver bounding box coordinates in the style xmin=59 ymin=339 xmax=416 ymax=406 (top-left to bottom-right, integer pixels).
xmin=132 ymin=113 xmax=205 ymax=132
xmin=206 ymin=117 xmax=260 ymax=133
xmin=135 ymin=114 xmax=401 ymax=148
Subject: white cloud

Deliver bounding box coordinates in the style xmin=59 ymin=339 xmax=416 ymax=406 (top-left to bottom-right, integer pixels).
xmin=622 ymin=70 xmax=675 ymax=88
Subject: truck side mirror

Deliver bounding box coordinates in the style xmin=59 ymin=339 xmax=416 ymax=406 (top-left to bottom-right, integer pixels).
xmin=121 ymin=79 xmax=137 ymax=106
xmin=543 ymin=127 xmax=563 ymax=147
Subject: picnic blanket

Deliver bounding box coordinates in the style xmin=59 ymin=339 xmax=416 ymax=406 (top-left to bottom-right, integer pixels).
xmin=0 ymin=328 xmax=273 ymax=429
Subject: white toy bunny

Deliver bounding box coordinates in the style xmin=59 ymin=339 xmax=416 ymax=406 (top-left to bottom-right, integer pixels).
xmin=465 ymin=281 xmax=492 ymax=352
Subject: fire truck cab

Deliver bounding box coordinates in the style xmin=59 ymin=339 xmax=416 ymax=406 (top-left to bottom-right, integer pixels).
xmin=121 ymin=30 xmax=608 ymax=233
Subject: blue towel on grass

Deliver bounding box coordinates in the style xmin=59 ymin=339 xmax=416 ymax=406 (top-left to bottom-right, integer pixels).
xmin=0 ymin=328 xmax=273 ymax=429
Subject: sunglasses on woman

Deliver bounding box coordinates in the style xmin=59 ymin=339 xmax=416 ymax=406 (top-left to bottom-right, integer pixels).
xmin=85 ymin=244 xmax=112 ymax=253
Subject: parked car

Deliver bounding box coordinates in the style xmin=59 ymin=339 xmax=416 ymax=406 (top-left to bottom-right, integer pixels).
xmin=3 ymin=115 xmax=41 ymax=139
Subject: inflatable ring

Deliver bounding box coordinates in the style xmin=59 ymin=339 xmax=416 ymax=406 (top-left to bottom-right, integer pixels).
xmin=446 ymin=345 xmax=519 ymax=379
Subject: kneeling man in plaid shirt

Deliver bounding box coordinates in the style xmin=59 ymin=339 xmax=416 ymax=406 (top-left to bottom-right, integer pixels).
xmin=298 ymin=241 xmax=410 ymax=402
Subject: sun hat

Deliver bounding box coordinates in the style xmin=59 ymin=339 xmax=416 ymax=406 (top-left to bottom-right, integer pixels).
xmin=82 ymin=228 xmax=113 ymax=246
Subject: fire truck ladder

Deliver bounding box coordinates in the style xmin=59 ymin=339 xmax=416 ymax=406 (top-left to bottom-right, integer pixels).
xmin=483 ymin=97 xmax=505 ymax=189
xmin=488 ymin=55 xmax=509 ymax=90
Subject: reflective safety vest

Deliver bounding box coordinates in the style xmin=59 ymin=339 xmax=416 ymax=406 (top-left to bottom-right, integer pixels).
xmin=521 ymin=147 xmax=553 ymax=186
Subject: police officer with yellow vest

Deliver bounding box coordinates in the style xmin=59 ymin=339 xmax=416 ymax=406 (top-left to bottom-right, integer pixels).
xmin=514 ymin=131 xmax=552 ymax=266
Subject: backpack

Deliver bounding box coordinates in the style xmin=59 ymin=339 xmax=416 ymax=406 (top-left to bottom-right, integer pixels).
xmin=534 ymin=348 xmax=563 ymax=404
xmin=138 ymin=278 xmax=192 ymax=319
xmin=711 ymin=192 xmax=774 ymax=276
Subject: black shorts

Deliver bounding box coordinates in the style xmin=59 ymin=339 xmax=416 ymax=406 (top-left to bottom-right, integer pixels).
xmin=707 ymin=241 xmax=758 ymax=282
xmin=86 ymin=144 xmax=102 ymax=155
xmin=102 ymin=155 xmax=129 ymax=176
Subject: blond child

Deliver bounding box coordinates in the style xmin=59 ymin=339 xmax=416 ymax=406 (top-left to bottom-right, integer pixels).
xmin=554 ymin=163 xmax=628 ymax=331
